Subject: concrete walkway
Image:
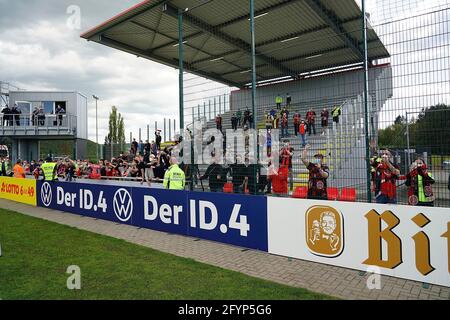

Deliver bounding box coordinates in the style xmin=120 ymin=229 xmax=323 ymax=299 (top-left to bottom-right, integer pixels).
xmin=0 ymin=199 xmax=449 ymax=300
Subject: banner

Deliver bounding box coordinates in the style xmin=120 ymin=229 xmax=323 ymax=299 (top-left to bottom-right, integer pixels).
xmin=37 ymin=181 xmax=134 ymax=225
xmin=8 ymin=179 xmax=448 ymax=286
xmin=0 ymin=177 xmax=37 ymax=206
xmin=187 ymin=192 xmax=268 ymax=251
xmin=36 ymin=181 xmax=268 ymax=251
xmin=268 ymin=198 xmax=450 ymax=287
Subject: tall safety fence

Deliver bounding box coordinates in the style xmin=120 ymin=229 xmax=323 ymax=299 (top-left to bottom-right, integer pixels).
xmin=171 ymin=0 xmax=450 ymax=208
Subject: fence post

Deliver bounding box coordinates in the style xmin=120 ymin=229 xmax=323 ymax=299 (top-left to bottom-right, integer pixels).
xmin=164 ymin=118 xmax=167 ymax=142
xmin=250 ymin=0 xmax=259 ymax=194
xmin=178 ymin=8 xmax=184 ymax=131
xmin=203 ymin=102 xmax=206 ymax=121
xmin=406 ymin=112 xmax=411 ymax=166
xmin=362 ymin=0 xmax=372 ymax=203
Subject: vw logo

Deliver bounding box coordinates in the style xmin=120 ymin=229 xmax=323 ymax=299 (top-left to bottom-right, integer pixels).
xmin=113 ymin=188 xmax=133 ymax=222
xmin=41 ymin=182 xmax=53 ymax=207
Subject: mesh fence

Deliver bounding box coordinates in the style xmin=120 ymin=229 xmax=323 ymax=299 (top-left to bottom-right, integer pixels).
xmin=170 ymin=0 xmax=450 ymax=207
xmin=6 ymin=0 xmax=445 ymax=206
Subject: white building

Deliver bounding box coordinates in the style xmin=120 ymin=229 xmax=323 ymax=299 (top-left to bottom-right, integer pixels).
xmin=1 ymin=91 xmax=88 ymax=162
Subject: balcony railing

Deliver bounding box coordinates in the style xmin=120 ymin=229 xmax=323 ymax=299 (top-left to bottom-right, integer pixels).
xmin=0 ymin=114 xmax=77 ymax=136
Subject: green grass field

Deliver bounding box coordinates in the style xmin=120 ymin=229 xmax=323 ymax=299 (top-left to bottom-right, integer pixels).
xmin=0 ymin=208 xmax=333 ymax=300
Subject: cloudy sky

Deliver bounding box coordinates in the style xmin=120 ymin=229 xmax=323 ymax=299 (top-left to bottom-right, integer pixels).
xmin=1 ymin=0 xmax=448 ymax=142
xmin=0 ymin=0 xmax=179 ymax=142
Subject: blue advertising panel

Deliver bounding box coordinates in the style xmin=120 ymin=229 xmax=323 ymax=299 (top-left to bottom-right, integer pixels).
xmin=186 ymin=192 xmax=268 ymax=251
xmin=37 ymin=181 xmax=134 ymax=225
xmin=36 ymin=181 xmax=269 ymax=252
xmin=131 ymin=187 xmax=189 ymax=235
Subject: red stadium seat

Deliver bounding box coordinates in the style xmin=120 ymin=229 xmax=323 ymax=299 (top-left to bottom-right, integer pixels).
xmin=223 ymin=183 xmax=233 ymax=193
xmin=327 ymin=187 xmax=339 ymax=201
xmin=292 ymin=186 xmax=308 ymax=199
xmin=339 ymin=188 xmax=357 ymax=202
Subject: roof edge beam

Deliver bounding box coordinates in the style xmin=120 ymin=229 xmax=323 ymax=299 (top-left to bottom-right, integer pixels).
xmin=279 ymin=38 xmax=380 ymax=63
xmin=82 ymin=0 xmax=170 ymax=39
xmin=239 ymin=63 xmax=362 ymax=88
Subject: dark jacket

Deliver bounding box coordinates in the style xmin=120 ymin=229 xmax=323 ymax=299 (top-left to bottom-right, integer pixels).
xmin=228 ymin=163 xmax=246 ymax=187
xmin=1 ymin=161 xmax=7 ymax=176
xmin=200 ymin=163 xmax=226 ymax=190
xmin=243 ymin=164 xmax=261 ymax=193
xmin=2 ymin=107 xmax=11 ymax=120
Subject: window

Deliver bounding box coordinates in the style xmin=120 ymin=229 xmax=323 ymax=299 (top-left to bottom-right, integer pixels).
xmin=55 ymin=101 xmax=67 ymax=113
xmin=16 ymin=102 xmax=32 ymax=115
xmin=42 ymin=101 xmax=54 ymax=114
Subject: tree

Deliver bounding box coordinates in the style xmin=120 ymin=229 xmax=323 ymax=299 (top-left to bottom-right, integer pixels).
xmin=411 ymin=104 xmax=450 ymax=154
xmin=378 ymin=104 xmax=450 ymax=153
xmin=106 ymin=106 xmax=126 ymax=155
xmin=378 ymin=123 xmax=406 ymax=148
xmin=117 ymin=116 xmax=126 ymax=152
xmin=394 ymin=115 xmax=406 ymax=125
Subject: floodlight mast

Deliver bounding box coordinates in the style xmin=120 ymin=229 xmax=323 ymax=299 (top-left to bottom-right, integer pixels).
xmin=93 ymin=95 xmax=99 ymax=161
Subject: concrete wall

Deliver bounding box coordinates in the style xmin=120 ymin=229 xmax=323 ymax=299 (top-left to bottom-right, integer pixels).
xmin=231 ymin=64 xmax=393 ymax=117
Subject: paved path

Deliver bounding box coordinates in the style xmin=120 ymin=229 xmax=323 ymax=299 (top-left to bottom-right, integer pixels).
xmin=0 ymin=199 xmax=449 ymax=300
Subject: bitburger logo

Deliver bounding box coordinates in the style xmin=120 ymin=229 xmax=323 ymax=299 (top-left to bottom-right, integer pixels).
xmin=306 ymin=205 xmax=344 ymax=257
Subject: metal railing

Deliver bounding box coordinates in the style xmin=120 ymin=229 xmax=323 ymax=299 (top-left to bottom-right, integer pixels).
xmin=0 ymin=114 xmax=77 ymax=136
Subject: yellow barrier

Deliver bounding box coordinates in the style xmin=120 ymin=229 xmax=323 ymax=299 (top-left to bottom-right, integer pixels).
xmin=431 ymin=155 xmax=450 ymax=168
xmin=0 ymin=177 xmax=37 ymax=206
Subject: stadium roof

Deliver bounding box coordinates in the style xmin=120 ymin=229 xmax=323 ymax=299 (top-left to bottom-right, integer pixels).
xmin=81 ymin=0 xmax=390 ymax=88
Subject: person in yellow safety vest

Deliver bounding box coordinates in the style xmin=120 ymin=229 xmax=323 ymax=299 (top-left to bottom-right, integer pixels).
xmin=272 ymin=112 xmax=280 ymax=129
xmin=275 ymin=94 xmax=283 ymax=110
xmin=163 ymin=157 xmax=185 ymax=190
xmin=405 ymin=157 xmax=435 ymax=207
xmin=41 ymin=157 xmax=59 ymax=181
xmin=332 ymin=105 xmax=342 ymax=124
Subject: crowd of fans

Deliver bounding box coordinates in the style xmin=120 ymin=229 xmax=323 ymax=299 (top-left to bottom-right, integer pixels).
xmin=0 ymin=129 xmax=186 ymax=191
xmin=2 ymin=144 xmax=448 ymax=207
xmin=2 ymin=95 xmax=449 ymax=207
